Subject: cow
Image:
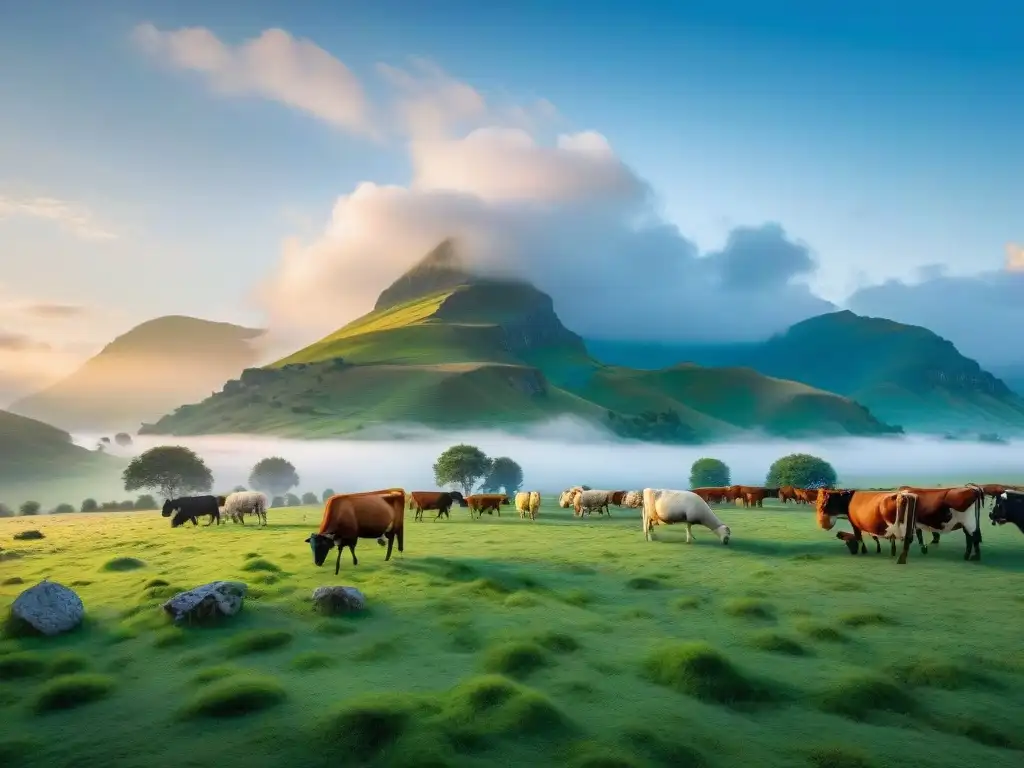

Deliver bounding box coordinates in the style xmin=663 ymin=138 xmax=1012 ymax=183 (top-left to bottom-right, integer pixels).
xmin=816 ymin=489 xmax=918 ymax=564
xmin=573 ymin=489 xmax=614 ymax=517
xmin=778 ymin=486 xmax=798 ymax=504
xmin=641 ymin=488 xmax=731 ymax=544
xmin=162 ymin=495 xmax=223 ymax=527
xmin=620 ymin=490 xmax=644 ymax=508
xmin=897 ymin=485 xmax=985 ymax=561
xmin=466 ymin=494 xmax=509 ymax=518
xmin=305 ymin=488 xmax=406 ymax=574
xmin=408 ymin=491 xmax=466 ymax=521
xmin=691 ymin=487 xmax=729 ymax=505
xmin=794 ymin=488 xmax=817 ymax=505
xmin=223 ymin=491 xmax=269 ymax=526
xmin=991 ymin=490 xmax=1024 ymax=533
xmin=609 ymin=490 xmax=628 ymax=506
xmin=514 ymin=491 xmax=541 ymax=520
xmin=558 ymin=487 xmax=584 ymax=508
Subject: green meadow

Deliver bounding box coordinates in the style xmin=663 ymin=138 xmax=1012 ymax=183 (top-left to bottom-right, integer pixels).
xmin=1 ymin=498 xmax=1023 ymax=768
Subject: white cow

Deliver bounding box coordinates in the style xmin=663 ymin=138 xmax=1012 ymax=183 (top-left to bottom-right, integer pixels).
xmin=642 ymin=488 xmax=731 ymax=544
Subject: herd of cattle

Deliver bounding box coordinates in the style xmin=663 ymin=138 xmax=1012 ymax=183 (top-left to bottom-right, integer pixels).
xmin=157 ymin=481 xmax=1024 ymax=573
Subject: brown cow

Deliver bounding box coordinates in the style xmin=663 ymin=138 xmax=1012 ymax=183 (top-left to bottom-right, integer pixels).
xmin=897 ymin=485 xmax=985 ymax=561
xmin=816 ymin=489 xmax=919 ymax=564
xmin=691 ymin=487 xmax=729 ymax=505
xmin=778 ymin=486 xmax=798 ymax=504
xmin=305 ymin=489 xmax=406 ymax=573
xmin=466 ymin=494 xmax=509 ymax=518
xmin=794 ymin=488 xmax=817 ymax=505
xmin=408 ymin=491 xmax=467 ymax=521
xmin=742 ymin=487 xmax=779 ymax=508
xmin=609 ymin=490 xmax=627 ymax=506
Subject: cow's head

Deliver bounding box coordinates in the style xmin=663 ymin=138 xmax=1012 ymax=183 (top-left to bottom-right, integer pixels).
xmin=170 ymin=508 xmax=192 ymax=528
xmin=305 ymin=533 xmax=337 ymax=567
xmin=502 ymin=495 xmax=511 ymax=505
xmin=714 ymin=524 xmax=731 ymax=545
xmin=449 ymin=491 xmax=468 ymax=507
xmin=815 ymin=489 xmax=842 ymax=530
xmin=161 ymin=499 xmax=176 ymax=518
xmin=989 ymin=492 xmax=1024 ymax=532
xmin=835 ymin=531 xmax=860 ymax=555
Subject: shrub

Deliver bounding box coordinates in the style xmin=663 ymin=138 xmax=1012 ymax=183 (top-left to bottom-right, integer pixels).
xmin=118 ymin=500 xmax=135 ymax=510
xmin=31 ymin=673 xmax=115 ymax=713
xmin=284 ymin=493 xmax=301 ymax=507
xmin=765 ymin=453 xmax=837 ymax=489
xmin=52 ymin=503 xmax=75 ymax=515
xmin=80 ymin=498 xmax=98 ymax=513
xmin=19 ymin=501 xmax=40 ymax=516
xmin=179 ymin=675 xmax=286 ymax=718
xmin=271 ymin=496 xmax=285 ymax=508
xmin=134 ymin=494 xmax=157 ymax=510
xmin=13 ymin=529 xmax=44 ymax=541
xmin=301 ymin=492 xmax=318 ymax=505
xmin=689 ymin=457 xmax=730 ymax=488
xmin=322 ymin=488 xmax=335 ymax=502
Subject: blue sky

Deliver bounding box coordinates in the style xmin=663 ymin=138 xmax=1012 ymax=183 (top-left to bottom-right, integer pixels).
xmin=0 ymin=0 xmax=1021 ymax=399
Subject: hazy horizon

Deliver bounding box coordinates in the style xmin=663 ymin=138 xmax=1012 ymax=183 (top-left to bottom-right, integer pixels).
xmin=65 ymin=420 xmax=1024 ymax=501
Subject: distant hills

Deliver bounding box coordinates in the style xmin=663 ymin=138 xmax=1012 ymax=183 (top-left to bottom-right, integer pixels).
xmin=0 ymin=409 xmax=115 ymax=485
xmin=587 ymin=311 xmax=1024 ymax=435
xmin=8 ymin=316 xmax=266 ymax=432
xmin=142 ymin=242 xmax=899 ymax=441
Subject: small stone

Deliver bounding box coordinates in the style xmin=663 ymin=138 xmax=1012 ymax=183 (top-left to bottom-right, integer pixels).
xmin=10 ymin=579 xmax=84 ymax=636
xmin=312 ymin=586 xmax=366 ymax=615
xmin=162 ymin=581 xmax=247 ymax=624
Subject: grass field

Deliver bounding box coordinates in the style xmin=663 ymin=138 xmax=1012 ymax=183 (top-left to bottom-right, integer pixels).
xmin=2 ymin=498 xmax=1023 ymax=768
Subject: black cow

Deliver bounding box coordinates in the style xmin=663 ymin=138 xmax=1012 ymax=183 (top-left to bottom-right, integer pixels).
xmin=990 ymin=490 xmax=1024 ymax=533
xmin=162 ymin=495 xmax=223 ymax=528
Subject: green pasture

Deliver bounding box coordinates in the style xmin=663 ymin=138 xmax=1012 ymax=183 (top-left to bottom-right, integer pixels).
xmin=1 ymin=498 xmax=1023 ymax=768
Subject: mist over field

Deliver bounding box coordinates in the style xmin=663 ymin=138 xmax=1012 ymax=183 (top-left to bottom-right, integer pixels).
xmin=74 ymin=418 xmax=1024 ymax=496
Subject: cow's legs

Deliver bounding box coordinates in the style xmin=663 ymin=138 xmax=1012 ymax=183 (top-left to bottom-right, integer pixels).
xmin=347 ymin=540 xmax=358 ymax=566
xmin=889 ymin=538 xmax=896 ymax=557
xmin=684 ymin=522 xmax=693 ymax=543
xmin=915 ymin=528 xmax=929 ymax=554
xmin=383 ymin=532 xmax=395 ymax=561
xmin=964 ymin=527 xmax=980 ymax=561
xmin=396 ymin=527 xmax=404 ymax=554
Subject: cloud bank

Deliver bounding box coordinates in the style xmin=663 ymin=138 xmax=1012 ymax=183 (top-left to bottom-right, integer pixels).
xmin=0 ymin=195 xmax=117 ymax=241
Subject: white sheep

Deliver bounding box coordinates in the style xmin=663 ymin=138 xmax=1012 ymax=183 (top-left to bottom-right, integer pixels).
xmin=223 ymin=491 xmax=269 ymax=527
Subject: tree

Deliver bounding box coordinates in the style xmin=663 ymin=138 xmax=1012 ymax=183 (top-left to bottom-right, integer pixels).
xmin=481 ymin=456 xmax=524 ymax=496
xmin=301 ymin=492 xmax=318 ymax=505
xmin=123 ymin=445 xmax=214 ymax=500
xmin=134 ymin=494 xmax=157 ymax=510
xmin=81 ymin=498 xmax=98 ymax=513
xmin=271 ymin=495 xmax=286 ymax=508
xmin=53 ymin=503 xmax=75 ymax=515
xmin=689 ymin=458 xmax=731 ymax=489
xmin=118 ymin=500 xmax=135 ymax=510
xmin=20 ymin=501 xmax=41 ymax=516
xmin=433 ymin=444 xmax=492 ymax=496
xmin=285 ymin=492 xmax=301 ymax=507
xmin=0 ymin=503 xmax=13 ymax=518
xmin=248 ymin=457 xmax=299 ymax=497
xmin=232 ymin=485 xmax=246 ymax=493
xmin=322 ymin=488 xmax=336 ymax=502
xmin=115 ymin=432 xmax=133 ymax=447
xmin=765 ymin=453 xmax=837 ymax=489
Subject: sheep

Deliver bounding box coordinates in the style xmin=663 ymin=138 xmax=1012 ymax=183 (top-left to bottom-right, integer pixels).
xmin=573 ymin=489 xmax=614 ymax=517
xmin=223 ymin=491 xmax=269 ymax=526
xmin=515 ymin=491 xmax=541 ymax=520
xmin=621 ymin=490 xmax=644 ymax=509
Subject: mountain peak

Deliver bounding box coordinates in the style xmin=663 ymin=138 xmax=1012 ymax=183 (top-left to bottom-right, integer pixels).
xmin=374 ymin=238 xmax=478 ymax=311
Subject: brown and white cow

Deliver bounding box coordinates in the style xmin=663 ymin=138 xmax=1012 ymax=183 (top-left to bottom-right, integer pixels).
xmin=305 ymin=489 xmax=406 ymax=573
xmin=816 ymin=489 xmax=919 ymax=564
xmin=897 ymin=485 xmax=985 ymax=561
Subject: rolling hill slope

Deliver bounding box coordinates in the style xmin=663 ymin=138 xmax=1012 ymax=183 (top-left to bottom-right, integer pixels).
xmin=142 ymin=242 xmax=898 ymax=442
xmin=587 ymin=310 xmax=1024 ymax=435
xmin=9 ymin=316 xmax=266 ymax=433
xmin=0 ymin=410 xmax=118 ymax=485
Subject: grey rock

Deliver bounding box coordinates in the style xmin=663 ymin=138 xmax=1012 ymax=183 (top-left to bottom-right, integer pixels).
xmin=312 ymin=586 xmax=366 ymax=615
xmin=11 ymin=579 xmax=84 ymax=636
xmin=162 ymin=581 xmax=247 ymax=624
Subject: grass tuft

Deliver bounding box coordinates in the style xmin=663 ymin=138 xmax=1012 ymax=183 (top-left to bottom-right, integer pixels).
xmin=152 ymin=627 xmax=186 ymax=648
xmin=144 ymin=578 xmax=170 ymax=588
xmin=318 ymin=693 xmax=421 ymax=758
xmin=672 ymin=596 xmax=701 ymax=610
xmin=12 ymin=530 xmax=44 ymax=541
xmin=292 ymin=651 xmax=336 ymax=671
xmin=625 ymin=576 xmax=664 ymax=590
xmin=179 ymin=675 xmax=286 ymax=718
xmin=723 ymin=597 xmax=775 ymax=620
xmin=101 ymin=557 xmax=145 ymax=572
xmin=48 ymin=652 xmax=90 ymax=676
xmin=223 ymin=629 xmax=293 ymax=656
xmin=0 ymin=650 xmax=47 ymax=678
xmin=1 ymin=576 xmax=24 ymax=585
xmin=191 ymin=665 xmax=243 ymax=685
xmin=838 ymin=610 xmax=895 ymax=628
xmin=620 ymin=726 xmax=707 ymax=767
xmin=642 ymin=641 xmax=772 ymax=707
xmin=795 ymin=620 xmax=848 ymax=643
xmin=241 ymin=558 xmax=281 ymax=573
xmin=481 ymin=641 xmax=549 ymax=678
xmin=815 ymin=674 xmax=917 ymax=720
xmin=531 ymin=630 xmax=580 ymax=653
xmin=32 ymin=673 xmax=115 ymax=713
xmin=806 ymin=745 xmax=875 ymax=768
xmin=889 ymin=656 xmax=976 ymax=690
xmin=747 ymin=631 xmax=807 ymax=656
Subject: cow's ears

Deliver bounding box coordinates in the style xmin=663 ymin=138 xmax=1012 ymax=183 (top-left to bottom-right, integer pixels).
xmin=304 ymin=536 xmax=312 ymax=543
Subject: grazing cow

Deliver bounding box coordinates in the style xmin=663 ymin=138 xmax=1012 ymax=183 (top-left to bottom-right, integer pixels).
xmin=163 ymin=495 xmax=222 ymax=528
xmin=991 ymin=490 xmax=1024 ymax=533
xmin=573 ymin=489 xmax=614 ymax=517
xmin=409 ymin=491 xmax=466 ymax=521
xmin=778 ymin=486 xmax=798 ymax=504
xmin=223 ymin=491 xmax=269 ymax=526
xmin=897 ymin=485 xmax=985 ymax=561
xmin=794 ymin=488 xmax=818 ymax=505
xmin=816 ymin=489 xmax=918 ymax=564
xmin=305 ymin=489 xmax=406 ymax=573
xmin=621 ymin=490 xmax=644 ymax=509
xmin=691 ymin=487 xmax=729 ymax=505
xmin=466 ymin=494 xmax=509 ymax=518
xmin=642 ymin=489 xmax=731 ymax=544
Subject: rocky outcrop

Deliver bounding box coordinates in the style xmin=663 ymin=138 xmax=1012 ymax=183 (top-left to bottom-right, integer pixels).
xmin=311 ymin=586 xmax=367 ymax=615
xmin=162 ymin=581 xmax=247 ymax=623
xmin=10 ymin=580 xmax=84 ymax=636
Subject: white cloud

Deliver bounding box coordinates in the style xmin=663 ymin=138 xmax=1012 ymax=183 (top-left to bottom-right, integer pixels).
xmin=0 ymin=196 xmax=117 ymax=241
xmin=131 ymin=23 xmax=374 ymax=137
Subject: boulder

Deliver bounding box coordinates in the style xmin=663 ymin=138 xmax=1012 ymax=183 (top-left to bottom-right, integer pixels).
xmin=10 ymin=579 xmax=84 ymax=636
xmin=312 ymin=586 xmax=366 ymax=615
xmin=162 ymin=581 xmax=247 ymax=624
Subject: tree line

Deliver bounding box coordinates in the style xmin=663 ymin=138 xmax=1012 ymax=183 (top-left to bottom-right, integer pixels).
xmin=0 ymin=445 xmax=837 ymax=518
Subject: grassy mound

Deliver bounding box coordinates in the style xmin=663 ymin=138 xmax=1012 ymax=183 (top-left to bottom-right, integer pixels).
xmin=0 ymin=651 xmax=47 ymax=678
xmin=179 ymin=674 xmax=286 ymax=718
xmin=291 ymin=651 xmax=336 ymax=671
xmin=747 ymin=631 xmax=807 ymax=656
xmin=480 ymin=641 xmax=549 ymax=678
xmin=12 ymin=530 xmax=44 ymax=541
xmin=31 ymin=674 xmax=115 ymax=713
xmin=101 ymin=557 xmax=145 ymax=572
xmin=806 ymin=744 xmax=875 ymax=768
xmin=240 ymin=558 xmax=281 ymax=573
xmin=191 ymin=665 xmax=243 ymax=685
xmin=642 ymin=642 xmax=774 ymax=706
xmin=223 ymin=629 xmax=293 ymax=656
xmin=815 ymin=674 xmax=918 ymax=721
xmin=723 ymin=598 xmax=775 ymax=620
xmin=838 ymin=610 xmax=895 ymax=627
xmin=888 ymin=656 xmax=976 ymax=690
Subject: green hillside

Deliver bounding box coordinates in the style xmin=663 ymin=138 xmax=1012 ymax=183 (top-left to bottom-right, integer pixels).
xmin=142 ymin=242 xmax=898 ymax=442
xmin=9 ymin=316 xmax=266 ymax=433
xmin=587 ymin=310 xmax=1024 ymax=435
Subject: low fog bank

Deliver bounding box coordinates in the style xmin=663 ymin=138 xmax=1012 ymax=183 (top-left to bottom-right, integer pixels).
xmin=73 ymin=419 xmax=1024 ymax=495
